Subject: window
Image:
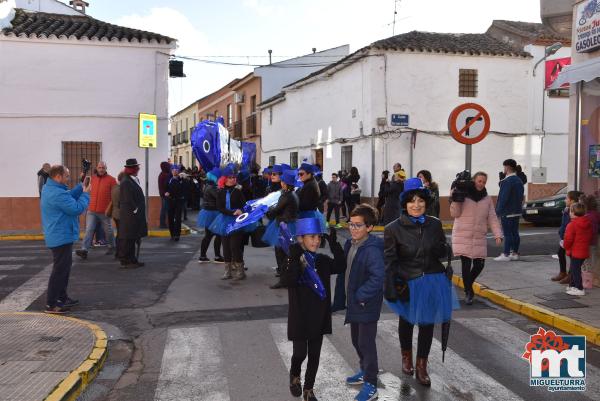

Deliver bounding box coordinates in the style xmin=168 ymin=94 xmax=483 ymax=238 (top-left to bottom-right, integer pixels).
xmin=290 ymin=152 xmax=298 ymax=168
xmin=251 ymin=95 xmax=257 ymax=113
xmin=269 ymin=156 xmax=276 ymax=166
xmin=215 ymin=110 xmax=219 ymax=120
xmin=227 ymin=104 xmax=233 ymax=127
xmin=269 ymin=107 xmax=273 ymax=125
xmin=179 ymin=156 xmax=183 ymax=165
xmin=548 ymin=88 xmax=569 ymax=98
xmin=193 ymin=113 xmax=196 ymax=126
xmin=186 ymin=117 xmax=189 ymax=133
xmin=62 ymin=141 xmax=101 ymax=188
xmin=459 ymin=69 xmax=478 ymax=97
xmin=341 ymin=145 xmax=353 ymax=172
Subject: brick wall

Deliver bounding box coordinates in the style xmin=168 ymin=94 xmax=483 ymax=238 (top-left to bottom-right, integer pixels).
xmin=528 ymin=183 xmax=567 ymax=201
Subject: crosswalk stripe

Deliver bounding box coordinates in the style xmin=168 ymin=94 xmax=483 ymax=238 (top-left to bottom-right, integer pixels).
xmin=378 ymin=320 xmax=524 ymax=401
xmin=0 ymin=265 xmax=24 ymax=271
xmin=0 ymin=256 xmax=36 ymax=262
xmin=270 ymin=323 xmax=357 ymax=399
xmin=0 ymin=263 xmax=52 ymax=312
xmin=154 ymin=326 xmax=230 ymax=401
xmin=456 ymin=317 xmax=600 ymax=398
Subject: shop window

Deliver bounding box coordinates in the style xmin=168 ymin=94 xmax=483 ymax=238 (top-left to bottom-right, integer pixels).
xmin=341 ymin=145 xmax=353 ymax=172
xmin=459 ymin=69 xmax=478 ymax=97
xmin=269 ymin=156 xmax=276 ymax=166
xmin=62 ymin=141 xmax=101 ymax=188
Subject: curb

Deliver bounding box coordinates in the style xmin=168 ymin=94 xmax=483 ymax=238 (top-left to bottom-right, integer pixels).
xmin=334 ymin=221 xmax=532 ymax=232
xmin=0 ymin=312 xmax=108 ymax=401
xmin=451 ymin=275 xmax=600 ymax=346
xmin=0 ymin=225 xmax=191 ymax=241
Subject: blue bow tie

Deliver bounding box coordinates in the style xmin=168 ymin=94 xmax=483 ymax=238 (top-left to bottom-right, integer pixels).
xmin=409 ymin=215 xmax=426 ymax=224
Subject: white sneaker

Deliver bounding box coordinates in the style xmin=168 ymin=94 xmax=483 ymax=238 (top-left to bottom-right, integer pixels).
xmin=494 ymin=254 xmax=511 ymax=262
xmin=509 ymin=253 xmax=520 ymax=261
xmin=566 ymin=288 xmax=585 ymax=296
xmin=565 ymin=286 xmax=572 ymax=292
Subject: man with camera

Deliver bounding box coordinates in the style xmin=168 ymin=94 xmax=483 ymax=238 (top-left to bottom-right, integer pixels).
xmin=494 ymin=159 xmax=525 ymax=261
xmin=41 ymin=165 xmax=90 ymax=314
xmin=76 ymin=161 xmax=117 ymax=260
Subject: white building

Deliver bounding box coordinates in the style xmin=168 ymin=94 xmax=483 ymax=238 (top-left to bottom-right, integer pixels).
xmin=259 ymin=22 xmax=571 ymax=219
xmin=0 ymin=0 xmax=175 ymax=231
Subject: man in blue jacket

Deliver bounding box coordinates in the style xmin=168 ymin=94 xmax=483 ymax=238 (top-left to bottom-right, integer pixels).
xmin=495 ymin=159 xmax=525 ymax=261
xmin=340 ymin=204 xmax=385 ymax=401
xmin=41 ymin=165 xmax=90 ymax=314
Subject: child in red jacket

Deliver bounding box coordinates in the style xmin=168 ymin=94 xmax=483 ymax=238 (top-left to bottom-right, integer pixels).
xmin=564 ymin=203 xmax=593 ymax=296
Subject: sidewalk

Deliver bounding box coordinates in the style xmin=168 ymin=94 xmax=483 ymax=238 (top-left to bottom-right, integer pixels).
xmin=0 ymin=312 xmax=107 ymax=401
xmin=454 ymin=255 xmax=600 ymax=345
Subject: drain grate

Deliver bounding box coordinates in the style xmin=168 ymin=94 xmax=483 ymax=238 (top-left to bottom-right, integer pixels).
xmin=39 ymin=336 xmax=62 ymax=343
xmin=534 ymin=292 xmax=578 ymax=301
xmin=538 ymin=299 xmax=588 ymax=309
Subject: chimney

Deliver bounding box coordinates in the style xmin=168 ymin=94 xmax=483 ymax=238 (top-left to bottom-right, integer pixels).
xmin=69 ymin=0 xmax=90 ymax=14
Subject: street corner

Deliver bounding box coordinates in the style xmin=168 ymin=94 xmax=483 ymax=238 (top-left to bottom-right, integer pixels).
xmin=0 ymin=312 xmax=107 ymax=401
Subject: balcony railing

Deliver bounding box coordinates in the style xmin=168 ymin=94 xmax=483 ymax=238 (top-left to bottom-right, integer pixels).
xmin=232 ymin=120 xmax=243 ymax=139
xmin=245 ymin=114 xmax=257 ymax=136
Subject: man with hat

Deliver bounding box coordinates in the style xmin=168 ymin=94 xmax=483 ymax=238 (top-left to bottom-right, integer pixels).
xmin=495 ymin=159 xmax=525 ymax=262
xmin=118 ymin=158 xmax=148 ymax=268
xmin=263 ymin=169 xmax=299 ymax=289
xmin=165 ymin=164 xmax=184 ymax=241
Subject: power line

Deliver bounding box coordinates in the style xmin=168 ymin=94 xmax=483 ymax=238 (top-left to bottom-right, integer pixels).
xmin=170 ymin=53 xmax=372 ymax=68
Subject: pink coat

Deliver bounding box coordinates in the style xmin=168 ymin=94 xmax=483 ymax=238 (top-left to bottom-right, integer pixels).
xmin=450 ymin=196 xmax=503 ymax=259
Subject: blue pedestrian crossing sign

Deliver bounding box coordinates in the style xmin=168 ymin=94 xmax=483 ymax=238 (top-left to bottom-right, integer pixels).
xmin=139 ymin=113 xmax=157 ymax=148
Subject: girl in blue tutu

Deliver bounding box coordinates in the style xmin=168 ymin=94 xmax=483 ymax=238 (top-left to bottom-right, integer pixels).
xmin=384 ymin=178 xmax=459 ymax=387
xmin=209 ymin=166 xmax=248 ymax=280
xmin=297 ymin=163 xmax=327 ymax=233
xmin=264 ymin=169 xmax=299 ymax=289
xmin=197 ymin=167 xmax=224 ymax=263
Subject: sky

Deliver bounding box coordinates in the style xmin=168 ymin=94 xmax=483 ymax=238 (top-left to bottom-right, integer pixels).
xmin=82 ymin=0 xmax=542 ymax=114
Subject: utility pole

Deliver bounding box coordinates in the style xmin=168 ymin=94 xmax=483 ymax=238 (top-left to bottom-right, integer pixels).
xmin=392 ymin=0 xmax=401 ymax=35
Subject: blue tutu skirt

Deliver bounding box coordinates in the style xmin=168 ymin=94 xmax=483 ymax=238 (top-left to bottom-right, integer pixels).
xmin=197 ymin=209 xmax=219 ymax=229
xmin=262 ymin=220 xmax=297 ymax=247
xmin=385 ymin=272 xmax=460 ymax=325
xmin=209 ymin=213 xmax=258 ymax=236
xmin=298 ymin=210 xmax=327 ymax=233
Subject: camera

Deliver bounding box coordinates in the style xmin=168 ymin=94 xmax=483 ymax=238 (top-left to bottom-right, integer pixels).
xmin=82 ymin=159 xmax=91 ymax=175
xmin=450 ymin=170 xmax=473 ymax=203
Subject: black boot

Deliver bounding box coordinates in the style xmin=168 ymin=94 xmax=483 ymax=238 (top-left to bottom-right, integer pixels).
xmin=289 ymin=373 xmax=302 ymax=397
xmin=303 ymin=389 xmax=318 ymax=401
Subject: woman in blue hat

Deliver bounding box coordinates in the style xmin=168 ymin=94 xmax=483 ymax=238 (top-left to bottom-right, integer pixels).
xmin=209 ymin=166 xmax=248 ymax=280
xmin=297 ymin=163 xmax=327 ymax=233
xmin=263 ymin=169 xmax=300 ymax=289
xmin=383 ymin=178 xmax=459 ymax=387
xmin=268 ymin=164 xmax=283 ymax=194
xmin=197 ymin=167 xmax=224 ymax=263
xmin=281 ymin=218 xmax=346 ymax=401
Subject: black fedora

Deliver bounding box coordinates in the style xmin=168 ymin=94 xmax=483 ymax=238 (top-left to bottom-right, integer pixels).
xmin=124 ymin=158 xmax=141 ymax=167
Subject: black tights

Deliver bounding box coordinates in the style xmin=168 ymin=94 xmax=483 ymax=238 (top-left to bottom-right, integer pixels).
xmin=558 ymin=246 xmax=567 ymax=273
xmin=222 ymin=232 xmax=244 ymax=263
xmin=398 ymin=317 xmax=434 ymax=358
xmin=200 ymin=228 xmax=222 ymax=258
xmin=461 ymin=256 xmax=485 ymax=295
xmin=291 ymin=336 xmax=323 ymax=390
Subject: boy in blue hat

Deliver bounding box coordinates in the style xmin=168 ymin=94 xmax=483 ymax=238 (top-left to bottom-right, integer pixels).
xmin=264 ymin=169 xmax=299 ymax=289
xmin=281 ymin=218 xmax=346 ymax=401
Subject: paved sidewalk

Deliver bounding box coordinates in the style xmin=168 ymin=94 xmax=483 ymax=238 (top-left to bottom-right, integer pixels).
xmin=0 ymin=313 xmax=107 ymax=401
xmin=455 ymin=254 xmax=600 ymax=345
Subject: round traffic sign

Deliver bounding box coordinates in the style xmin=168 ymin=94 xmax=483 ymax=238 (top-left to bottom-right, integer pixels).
xmin=448 ymin=103 xmax=491 ymax=145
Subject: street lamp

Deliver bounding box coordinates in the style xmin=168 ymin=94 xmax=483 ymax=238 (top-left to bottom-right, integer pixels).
xmin=533 ymin=42 xmax=563 ymax=76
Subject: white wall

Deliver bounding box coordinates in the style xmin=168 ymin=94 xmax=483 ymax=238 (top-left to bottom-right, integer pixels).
xmin=262 ymin=49 xmax=570 ymax=198
xmin=15 ymin=0 xmax=82 ymax=15
xmin=254 ymin=45 xmax=350 ymax=101
xmin=0 ymin=37 xmax=173 ymax=197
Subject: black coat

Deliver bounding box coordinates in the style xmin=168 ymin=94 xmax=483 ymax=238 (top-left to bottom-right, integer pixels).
xmin=382 ymin=180 xmax=404 ymax=225
xmin=267 ymin=181 xmax=282 ymax=194
xmin=266 ymin=189 xmax=299 ymax=223
xmin=384 ymin=214 xmax=447 ymax=286
xmin=119 ymin=175 xmax=148 ymax=239
xmin=166 ymin=176 xmax=185 ymax=203
xmin=217 ymin=185 xmax=246 ymax=215
xmin=297 ymin=177 xmax=321 ymax=212
xmin=282 ymin=242 xmax=346 ymax=341
xmin=202 ymin=182 xmax=218 ymax=211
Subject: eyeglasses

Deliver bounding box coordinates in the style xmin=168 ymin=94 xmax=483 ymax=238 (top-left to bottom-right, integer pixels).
xmin=298 ymin=172 xmax=306 ymax=176
xmin=348 ymin=223 xmax=367 ymax=230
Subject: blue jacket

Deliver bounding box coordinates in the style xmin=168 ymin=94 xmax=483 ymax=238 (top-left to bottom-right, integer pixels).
xmin=496 ymin=175 xmax=524 ymax=217
xmin=337 ymin=235 xmax=385 ymax=324
xmin=558 ymin=207 xmax=571 ymax=240
xmin=41 ymin=179 xmax=89 ymax=248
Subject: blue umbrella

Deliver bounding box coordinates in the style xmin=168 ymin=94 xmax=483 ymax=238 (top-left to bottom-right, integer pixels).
xmin=226 ymin=205 xmax=267 ymax=234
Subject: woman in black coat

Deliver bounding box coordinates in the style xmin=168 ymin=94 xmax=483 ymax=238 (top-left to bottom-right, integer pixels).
xmin=384 ymin=178 xmax=459 ymax=387
xmin=197 ymin=167 xmax=223 ymax=263
xmin=281 ymin=219 xmax=345 ymax=401
xmin=297 ymin=163 xmax=327 ymax=233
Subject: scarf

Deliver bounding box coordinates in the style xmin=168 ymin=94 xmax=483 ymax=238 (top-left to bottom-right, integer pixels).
xmin=467 ymin=186 xmax=488 ymax=202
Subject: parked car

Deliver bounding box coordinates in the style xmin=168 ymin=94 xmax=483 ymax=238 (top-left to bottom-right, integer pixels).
xmin=521 ymin=186 xmax=567 ymax=226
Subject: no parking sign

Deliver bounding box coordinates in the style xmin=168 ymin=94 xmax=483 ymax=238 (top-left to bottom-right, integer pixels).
xmin=448 ymin=103 xmax=491 ymax=145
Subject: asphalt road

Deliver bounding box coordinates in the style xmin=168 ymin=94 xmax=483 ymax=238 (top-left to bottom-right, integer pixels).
xmin=0 ymin=226 xmax=598 ymax=401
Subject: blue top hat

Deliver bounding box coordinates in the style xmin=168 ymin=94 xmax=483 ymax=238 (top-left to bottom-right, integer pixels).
xmin=295 ymin=218 xmax=323 ymax=236
xmin=171 ymin=164 xmax=180 ymax=171
xmin=271 ymin=164 xmax=284 ymax=174
xmin=222 ymin=166 xmax=235 ymax=177
xmin=263 ymin=167 xmax=271 ymax=174
xmin=280 ymin=163 xmax=291 ymax=171
xmin=207 ymin=167 xmax=221 ymax=183
xmin=281 ymin=170 xmax=297 ymax=186
xmin=299 ymin=163 xmax=315 ymax=174
xmin=400 ymin=177 xmax=430 ymax=203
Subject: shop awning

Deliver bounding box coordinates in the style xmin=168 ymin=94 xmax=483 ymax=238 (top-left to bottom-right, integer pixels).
xmin=550 ymin=57 xmax=600 ymax=89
